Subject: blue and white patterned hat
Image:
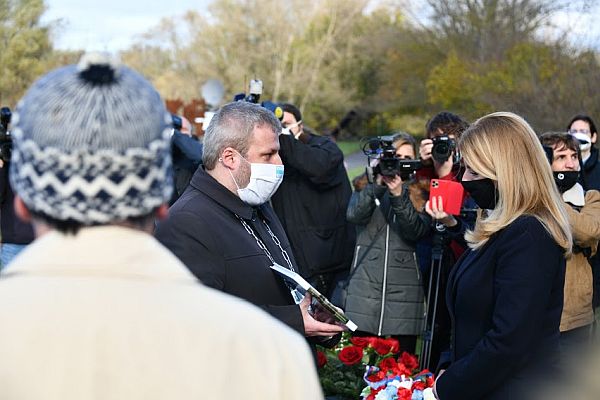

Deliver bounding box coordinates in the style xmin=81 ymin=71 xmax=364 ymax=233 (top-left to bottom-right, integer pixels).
xmin=9 ymin=53 xmax=173 ymax=224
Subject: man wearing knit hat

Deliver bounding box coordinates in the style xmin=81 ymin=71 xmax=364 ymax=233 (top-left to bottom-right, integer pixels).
xmin=0 ymin=54 xmax=322 ymax=400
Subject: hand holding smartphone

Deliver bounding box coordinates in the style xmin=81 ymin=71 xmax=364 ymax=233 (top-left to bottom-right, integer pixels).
xmin=429 ymin=179 xmax=464 ymax=215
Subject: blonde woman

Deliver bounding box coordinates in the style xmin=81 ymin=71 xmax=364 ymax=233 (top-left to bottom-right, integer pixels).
xmin=430 ymin=112 xmax=572 ymax=400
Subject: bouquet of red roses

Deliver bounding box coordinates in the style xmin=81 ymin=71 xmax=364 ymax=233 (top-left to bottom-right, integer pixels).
xmin=317 ymin=333 xmax=434 ymax=400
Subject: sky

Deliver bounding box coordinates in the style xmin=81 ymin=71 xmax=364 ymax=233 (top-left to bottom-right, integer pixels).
xmin=43 ymin=0 xmax=211 ymax=52
xmin=44 ymin=0 xmax=600 ymax=53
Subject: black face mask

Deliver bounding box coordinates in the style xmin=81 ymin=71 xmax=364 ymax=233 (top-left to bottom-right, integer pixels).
xmin=553 ymin=171 xmax=579 ymax=193
xmin=461 ymin=178 xmax=498 ymax=210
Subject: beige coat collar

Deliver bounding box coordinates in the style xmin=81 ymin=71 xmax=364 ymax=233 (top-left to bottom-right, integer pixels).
xmin=3 ymin=226 xmax=197 ymax=284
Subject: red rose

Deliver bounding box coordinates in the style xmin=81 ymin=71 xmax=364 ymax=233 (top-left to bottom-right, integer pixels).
xmin=338 ymin=345 xmax=363 ymax=366
xmin=426 ymin=376 xmax=435 ymax=388
xmin=412 ymin=381 xmax=426 ymax=391
xmin=396 ymin=363 xmax=413 ymax=376
xmin=387 ymin=338 xmax=400 ymax=353
xmin=379 ymin=357 xmax=398 ymax=373
xmin=372 ymin=338 xmax=393 ymax=355
xmin=350 ymin=336 xmax=372 ymax=348
xmin=397 ymin=388 xmax=412 ymax=400
xmin=317 ymin=350 xmax=327 ymax=368
xmin=366 ymin=370 xmax=386 ymax=382
xmin=400 ymin=351 xmax=419 ymax=370
xmin=366 ymin=386 xmax=384 ymax=400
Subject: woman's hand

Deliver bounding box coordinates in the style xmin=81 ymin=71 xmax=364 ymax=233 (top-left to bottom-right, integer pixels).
xmin=425 ymin=196 xmax=457 ymax=227
xmin=382 ymin=174 xmax=403 ymax=197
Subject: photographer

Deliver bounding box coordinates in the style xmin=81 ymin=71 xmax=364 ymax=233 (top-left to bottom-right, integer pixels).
xmin=169 ymin=114 xmax=203 ymax=205
xmin=416 ymin=111 xmax=475 ymax=370
xmin=0 ymin=107 xmax=34 ymax=269
xmin=270 ymin=103 xmax=356 ymax=297
xmin=345 ymin=132 xmax=428 ymax=353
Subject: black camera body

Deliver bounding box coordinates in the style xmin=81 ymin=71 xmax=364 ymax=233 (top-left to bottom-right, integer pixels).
xmin=431 ymin=135 xmax=456 ymax=163
xmin=0 ymin=107 xmax=13 ymax=163
xmin=363 ymin=135 xmax=421 ymax=181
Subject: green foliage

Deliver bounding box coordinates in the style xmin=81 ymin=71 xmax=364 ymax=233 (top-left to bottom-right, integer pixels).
xmin=0 ymin=0 xmax=53 ymax=106
xmin=336 ymin=140 xmax=361 ymax=156
xmin=2 ymin=0 xmax=598 ymax=145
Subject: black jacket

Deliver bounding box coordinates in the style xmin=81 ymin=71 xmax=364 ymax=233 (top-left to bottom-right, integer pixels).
xmin=271 ymin=133 xmax=355 ymax=279
xmin=436 ymin=216 xmax=565 ymax=400
xmin=581 ymin=146 xmax=600 ymax=191
xmin=0 ymin=163 xmax=34 ymax=245
xmin=155 ymin=167 xmax=303 ymax=334
xmin=169 ymin=131 xmax=202 ymax=205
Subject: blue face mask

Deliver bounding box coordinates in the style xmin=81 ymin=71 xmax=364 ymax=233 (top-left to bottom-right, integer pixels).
xmin=461 ymin=178 xmax=498 ymax=210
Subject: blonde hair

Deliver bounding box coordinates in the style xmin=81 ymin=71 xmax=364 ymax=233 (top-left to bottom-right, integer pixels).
xmin=459 ymin=112 xmax=572 ymax=253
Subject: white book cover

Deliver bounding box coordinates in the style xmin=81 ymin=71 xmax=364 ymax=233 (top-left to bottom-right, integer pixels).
xmin=270 ymin=263 xmax=358 ymax=331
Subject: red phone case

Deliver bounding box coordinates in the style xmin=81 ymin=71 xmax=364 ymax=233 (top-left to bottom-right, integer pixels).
xmin=429 ymin=179 xmax=464 ymax=215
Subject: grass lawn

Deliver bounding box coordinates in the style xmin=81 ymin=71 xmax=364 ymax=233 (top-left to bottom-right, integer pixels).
xmin=347 ymin=165 xmax=365 ymax=182
xmin=336 ymin=140 xmax=362 ymax=157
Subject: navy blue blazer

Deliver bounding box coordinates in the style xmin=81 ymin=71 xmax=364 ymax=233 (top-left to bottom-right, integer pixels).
xmin=436 ymin=215 xmax=566 ymax=400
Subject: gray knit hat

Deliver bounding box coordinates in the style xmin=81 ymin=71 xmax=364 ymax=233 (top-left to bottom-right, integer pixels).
xmin=9 ymin=53 xmax=173 ymax=224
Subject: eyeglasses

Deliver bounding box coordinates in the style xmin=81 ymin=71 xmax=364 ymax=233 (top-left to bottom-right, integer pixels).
xmin=568 ymin=129 xmax=591 ymax=135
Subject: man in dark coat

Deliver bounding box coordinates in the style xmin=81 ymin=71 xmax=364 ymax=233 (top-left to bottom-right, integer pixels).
xmin=272 ymin=103 xmax=355 ymax=297
xmin=155 ymin=101 xmax=345 ymax=340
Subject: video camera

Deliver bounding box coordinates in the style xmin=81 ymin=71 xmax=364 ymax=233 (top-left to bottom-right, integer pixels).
xmin=0 ymin=107 xmax=12 ymax=163
xmin=431 ymin=135 xmax=457 ymax=164
xmin=362 ymin=135 xmax=421 ymax=181
xmin=233 ymin=79 xmax=283 ymax=120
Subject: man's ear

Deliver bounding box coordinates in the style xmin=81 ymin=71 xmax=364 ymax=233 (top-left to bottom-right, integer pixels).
xmin=220 ymin=147 xmax=239 ymax=169
xmin=14 ymin=196 xmax=32 ymax=223
xmin=155 ymin=204 xmax=169 ymax=221
xmin=592 ymin=132 xmax=597 ymax=144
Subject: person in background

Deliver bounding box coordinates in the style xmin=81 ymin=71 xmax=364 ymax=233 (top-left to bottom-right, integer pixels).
xmin=271 ymin=102 xmax=356 ymax=297
xmin=0 ymin=107 xmax=34 ymax=269
xmin=0 ymin=160 xmax=34 ymax=270
xmin=540 ymin=132 xmax=600 ymax=356
xmin=433 ymin=112 xmax=571 ymax=400
xmin=170 ymin=114 xmax=203 ymax=205
xmin=416 ymin=111 xmax=474 ymax=370
xmin=567 ymin=114 xmax=599 ymax=190
xmin=0 ymin=54 xmax=323 ymax=400
xmin=345 ymin=132 xmax=428 ymax=354
xmin=567 ymin=114 xmax=600 ymax=333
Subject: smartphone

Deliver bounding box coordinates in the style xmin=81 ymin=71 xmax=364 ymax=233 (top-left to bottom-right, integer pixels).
xmin=429 ymin=179 xmax=464 ymax=215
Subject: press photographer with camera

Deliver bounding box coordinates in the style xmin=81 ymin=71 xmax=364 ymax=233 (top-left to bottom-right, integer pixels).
xmin=412 ymin=112 xmax=476 ymax=370
xmin=0 ymin=107 xmax=34 ymax=269
xmin=270 ymin=103 xmax=356 ymax=298
xmin=344 ymin=132 xmax=428 ymax=353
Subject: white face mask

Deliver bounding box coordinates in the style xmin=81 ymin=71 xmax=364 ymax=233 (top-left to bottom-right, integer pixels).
xmin=228 ymin=153 xmax=284 ymax=206
xmin=281 ymin=120 xmax=302 ymax=139
xmin=572 ymin=132 xmax=592 ymax=152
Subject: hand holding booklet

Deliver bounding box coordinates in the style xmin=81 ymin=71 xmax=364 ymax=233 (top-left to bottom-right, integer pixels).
xmin=270 ymin=263 xmax=358 ymax=331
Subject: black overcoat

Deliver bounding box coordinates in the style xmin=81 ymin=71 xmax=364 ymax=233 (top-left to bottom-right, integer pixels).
xmin=155 ymin=167 xmax=303 ymax=334
xmin=436 ymin=215 xmax=566 ymax=400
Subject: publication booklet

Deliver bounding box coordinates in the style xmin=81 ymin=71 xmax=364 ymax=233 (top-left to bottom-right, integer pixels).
xmin=270 ymin=263 xmax=358 ymax=331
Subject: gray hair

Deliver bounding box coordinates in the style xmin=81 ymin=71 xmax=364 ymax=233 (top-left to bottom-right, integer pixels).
xmin=202 ymin=101 xmax=282 ymax=169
